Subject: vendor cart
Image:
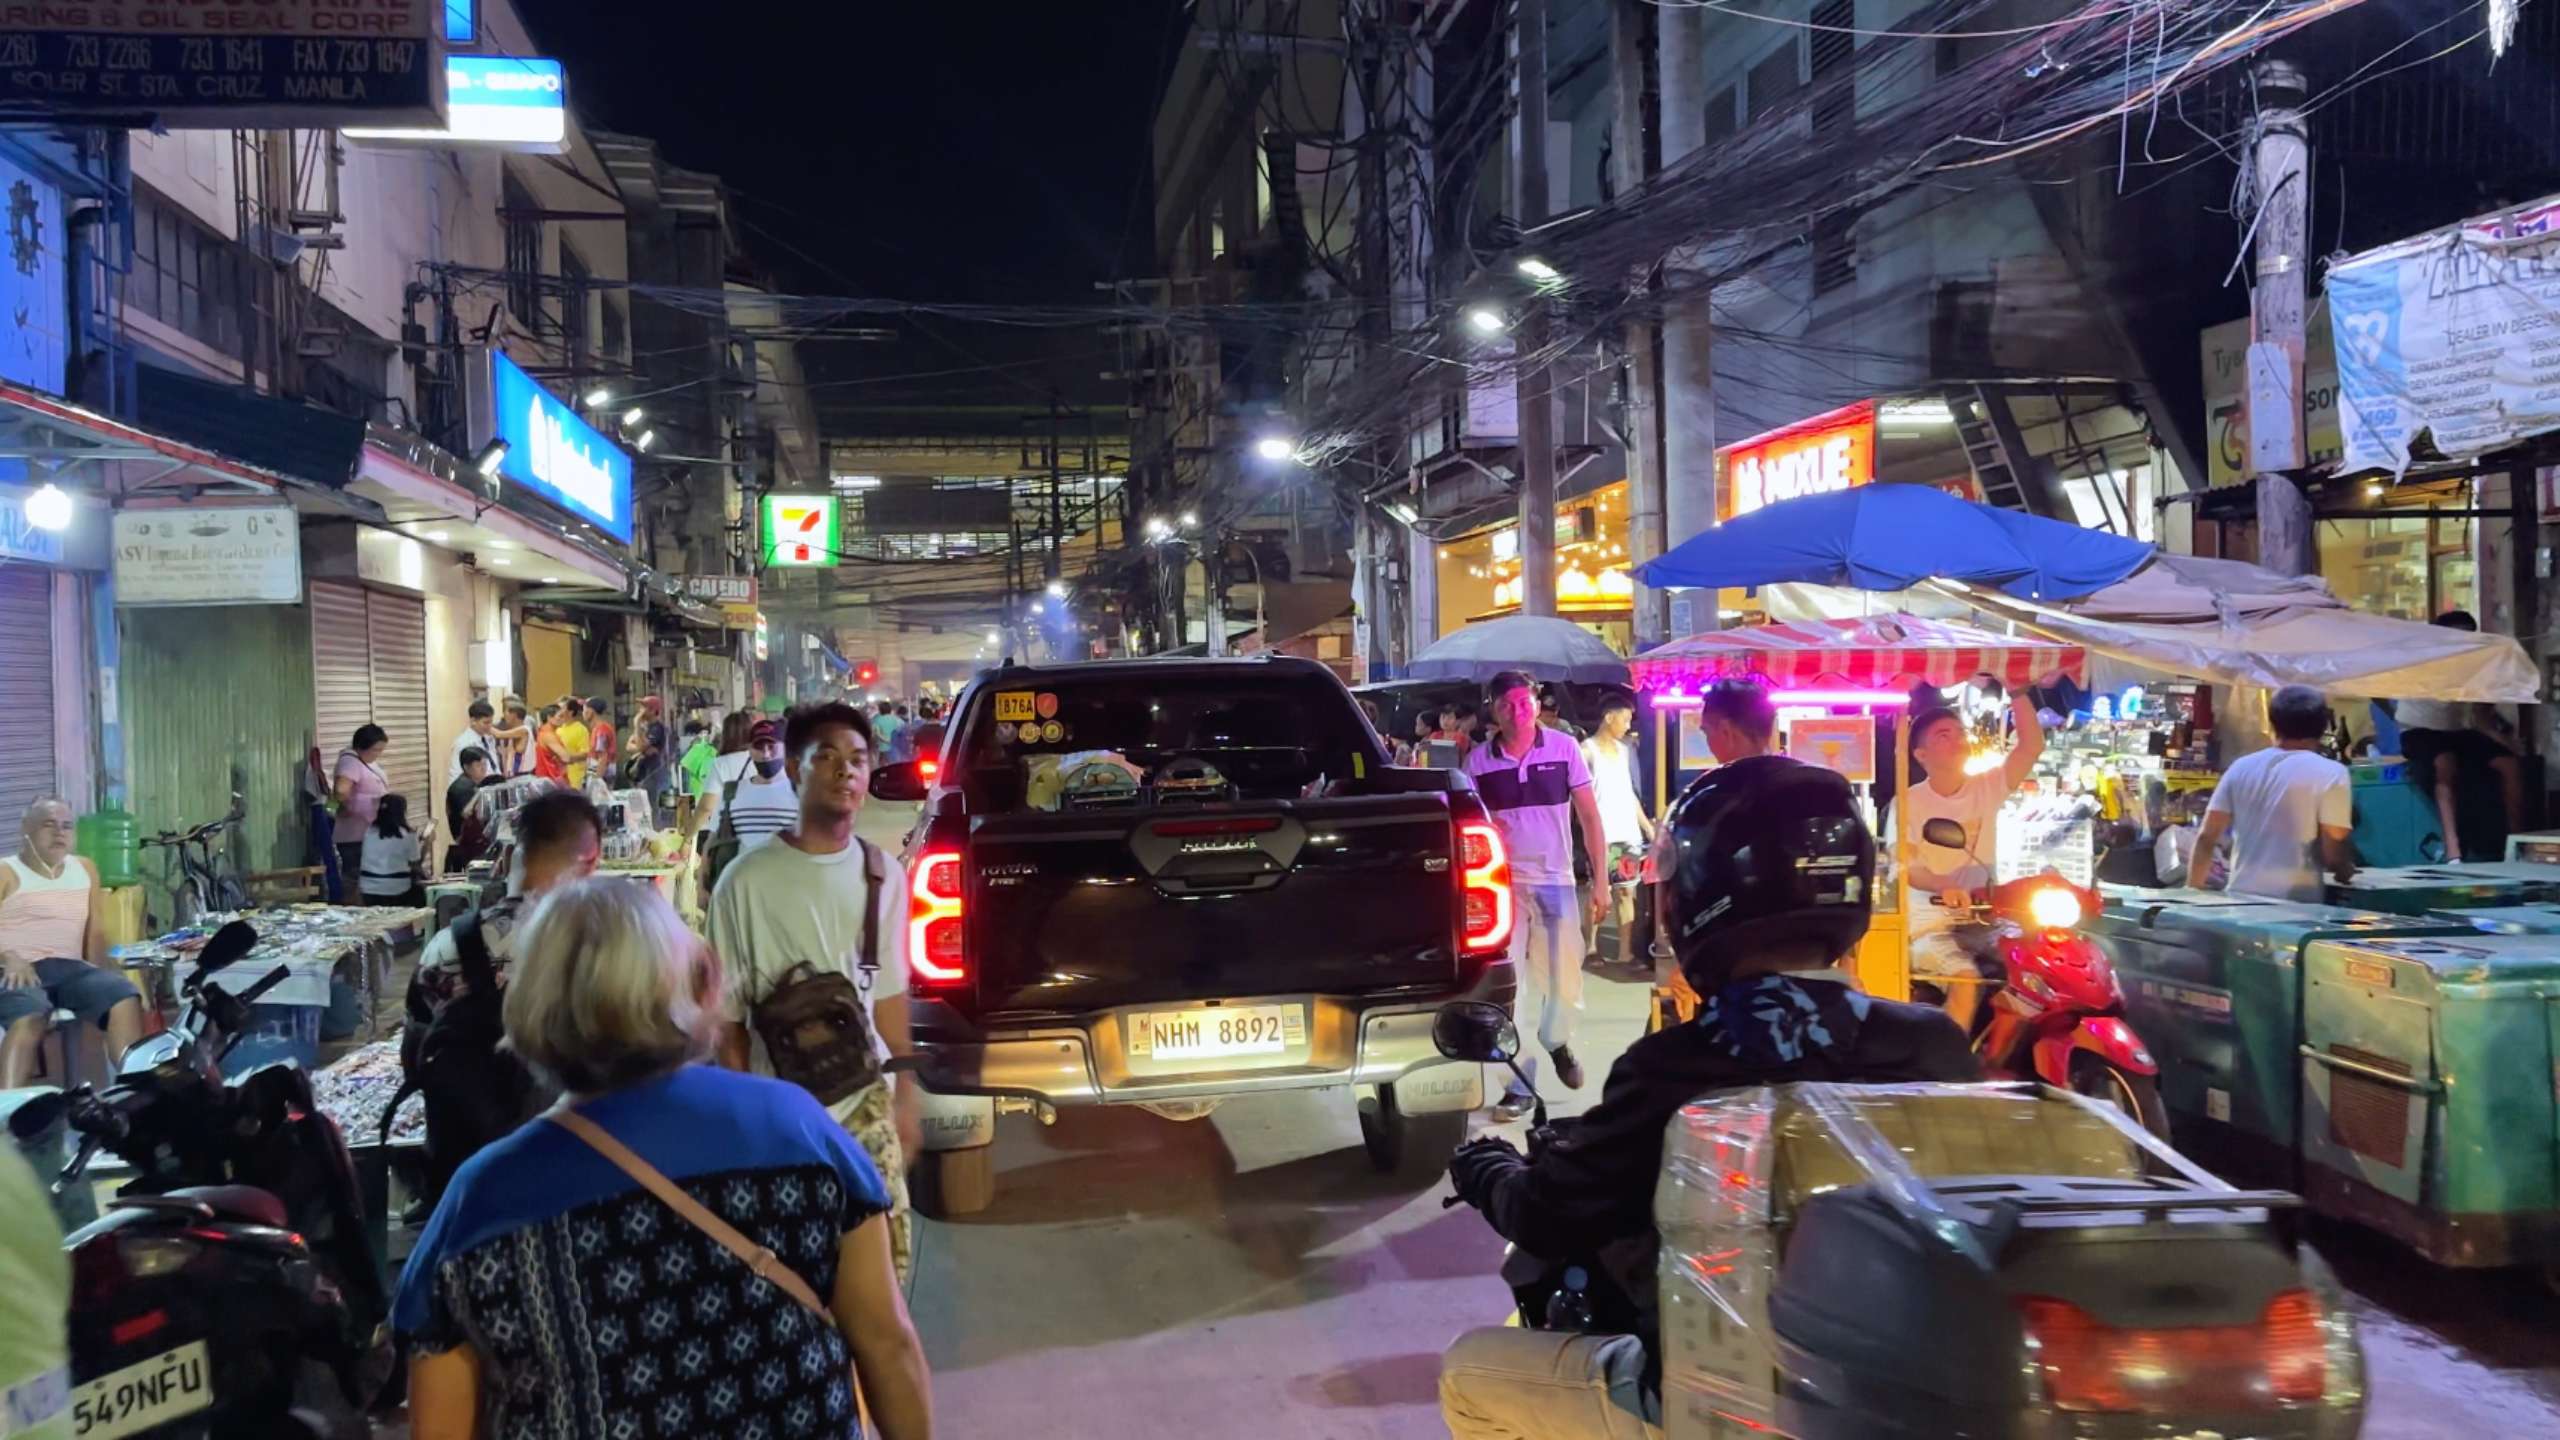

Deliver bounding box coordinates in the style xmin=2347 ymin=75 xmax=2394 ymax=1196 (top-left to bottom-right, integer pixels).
xmin=1629 ymin=613 xmax=2086 ymax=1009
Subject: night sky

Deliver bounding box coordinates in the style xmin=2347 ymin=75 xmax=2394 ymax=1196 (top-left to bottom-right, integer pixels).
xmin=521 ymin=0 xmax=1185 ymax=413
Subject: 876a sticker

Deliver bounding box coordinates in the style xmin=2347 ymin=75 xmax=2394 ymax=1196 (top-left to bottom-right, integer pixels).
xmin=994 ymin=691 xmax=1037 ymax=724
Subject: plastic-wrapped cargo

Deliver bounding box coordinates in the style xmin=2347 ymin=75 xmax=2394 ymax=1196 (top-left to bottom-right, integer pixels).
xmin=1655 ymin=1082 xmax=2366 ymax=1439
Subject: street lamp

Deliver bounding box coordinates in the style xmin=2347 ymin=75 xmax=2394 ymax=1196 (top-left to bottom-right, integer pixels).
xmin=582 ymin=386 xmax=613 ymax=408
xmin=1045 ymin=580 xmax=1067 ymax=599
xmin=620 ymin=405 xmax=645 ymax=427
xmin=470 ymin=438 xmax=509 ymax=477
xmin=635 ymin=429 xmax=657 ymax=452
xmin=1516 ymin=256 xmax=1561 ymax=283
xmin=1146 ymin=516 xmax=1173 ymax=541
xmin=23 ymin=482 xmax=72 ymax=532
xmin=1252 ymin=434 xmax=1295 ymax=462
xmin=1464 ymin=305 xmax=1508 ymax=335
xmin=1181 ymin=511 xmax=1199 ymax=528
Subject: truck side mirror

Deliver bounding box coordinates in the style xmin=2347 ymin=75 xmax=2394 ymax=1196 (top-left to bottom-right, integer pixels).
xmin=1433 ymin=1001 xmax=1518 ymax=1064
xmin=872 ymin=761 xmax=931 ymax=803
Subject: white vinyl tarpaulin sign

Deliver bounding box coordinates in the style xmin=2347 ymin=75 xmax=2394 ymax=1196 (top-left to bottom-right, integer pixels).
xmin=113 ymin=506 xmax=301 ymax=606
xmin=2329 ymin=193 xmax=2560 ymax=475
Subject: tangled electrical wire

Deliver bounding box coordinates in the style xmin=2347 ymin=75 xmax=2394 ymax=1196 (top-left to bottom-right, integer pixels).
xmin=1279 ymin=0 xmax=2391 ymax=468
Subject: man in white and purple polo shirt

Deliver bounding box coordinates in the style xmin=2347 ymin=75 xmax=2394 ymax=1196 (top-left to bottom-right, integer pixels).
xmin=1465 ymin=670 xmax=1611 ymax=1118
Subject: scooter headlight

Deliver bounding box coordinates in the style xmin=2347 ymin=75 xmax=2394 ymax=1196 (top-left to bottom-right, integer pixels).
xmin=2028 ymin=886 xmax=2083 ymax=930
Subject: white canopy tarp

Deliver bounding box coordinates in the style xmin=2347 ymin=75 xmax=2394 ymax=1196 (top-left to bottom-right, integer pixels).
xmin=1933 ymin=553 xmax=2540 ymax=703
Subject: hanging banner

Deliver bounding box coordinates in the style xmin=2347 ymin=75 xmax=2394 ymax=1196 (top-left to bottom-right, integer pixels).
xmin=2329 ymin=193 xmax=2560 ymax=476
xmin=0 ymin=2 xmax=446 ymax=129
xmin=681 ymin=572 xmax=759 ymax=627
xmin=113 ymin=505 xmax=301 ymax=606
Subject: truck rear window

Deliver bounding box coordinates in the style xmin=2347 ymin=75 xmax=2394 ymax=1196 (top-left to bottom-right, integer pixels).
xmin=957 ymin=676 xmax=1375 ymax=812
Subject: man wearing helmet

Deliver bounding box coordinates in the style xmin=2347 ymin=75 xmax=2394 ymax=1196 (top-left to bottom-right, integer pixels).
xmin=1439 ymin=755 xmax=1978 ymax=1440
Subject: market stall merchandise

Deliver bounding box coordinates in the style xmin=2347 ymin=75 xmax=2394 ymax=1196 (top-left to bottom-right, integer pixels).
xmin=123 ymin=904 xmax=431 ymax=1071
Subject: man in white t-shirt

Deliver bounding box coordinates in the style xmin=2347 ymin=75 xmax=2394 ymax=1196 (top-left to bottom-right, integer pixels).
xmin=1885 ymin=679 xmax=2044 ymax=1033
xmin=710 ymin=702 xmax=918 ymax=1284
xmin=1464 ymin=671 xmax=1610 ymax=1117
xmin=1580 ymin=694 xmax=1652 ymax=972
xmin=2191 ymin=684 xmax=2355 ymax=902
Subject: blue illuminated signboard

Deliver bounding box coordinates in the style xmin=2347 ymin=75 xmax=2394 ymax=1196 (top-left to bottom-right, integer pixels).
xmin=347 ymin=55 xmax=566 ymax=150
xmin=490 ymin=351 xmax=632 ymax=544
xmin=447 ymin=0 xmax=478 ymax=45
xmin=0 ymin=6 xmax=443 ymax=128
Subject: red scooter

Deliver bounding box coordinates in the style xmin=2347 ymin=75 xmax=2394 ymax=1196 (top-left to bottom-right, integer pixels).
xmin=1916 ymin=821 xmax=2165 ymax=1136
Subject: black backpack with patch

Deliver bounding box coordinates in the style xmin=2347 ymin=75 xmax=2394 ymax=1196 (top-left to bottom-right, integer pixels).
xmin=381 ymin=910 xmax=537 ymax=1203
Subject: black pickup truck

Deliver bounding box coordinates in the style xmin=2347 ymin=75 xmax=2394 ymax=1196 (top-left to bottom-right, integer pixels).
xmin=870 ymin=655 xmax=1515 ymax=1213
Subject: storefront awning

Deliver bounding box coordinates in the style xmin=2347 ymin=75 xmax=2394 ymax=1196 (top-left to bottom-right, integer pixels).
xmin=0 ymin=379 xmax=306 ymax=500
xmin=355 ymin=432 xmax=628 ymax=592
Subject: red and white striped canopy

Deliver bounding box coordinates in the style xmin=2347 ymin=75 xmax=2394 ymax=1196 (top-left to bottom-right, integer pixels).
xmin=1630 ymin=614 xmax=2086 ymax=694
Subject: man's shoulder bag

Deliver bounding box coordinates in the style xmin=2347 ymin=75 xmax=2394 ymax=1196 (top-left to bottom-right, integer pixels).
xmin=702 ymin=770 xmax=747 ymax=890
xmin=748 ymin=838 xmax=890 ymax=1107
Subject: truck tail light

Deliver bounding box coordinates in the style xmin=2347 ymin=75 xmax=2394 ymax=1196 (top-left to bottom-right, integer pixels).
xmin=1458 ymin=821 xmax=1514 ymax=956
xmin=909 ymin=848 xmax=967 ymax=985
xmin=2014 ymin=1289 xmax=2327 ymax=1413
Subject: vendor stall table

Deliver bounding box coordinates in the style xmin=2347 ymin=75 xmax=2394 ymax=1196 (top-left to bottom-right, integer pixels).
xmin=121 ymin=904 xmax=431 ymax=1070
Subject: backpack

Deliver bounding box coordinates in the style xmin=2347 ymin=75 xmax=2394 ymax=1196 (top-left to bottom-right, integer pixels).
xmin=748 ymin=839 xmax=888 ymax=1107
xmin=702 ymin=769 xmax=748 ymax=891
xmin=381 ymin=910 xmax=536 ymax=1203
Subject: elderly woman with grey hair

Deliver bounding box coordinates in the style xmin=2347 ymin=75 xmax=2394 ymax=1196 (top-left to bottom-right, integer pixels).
xmin=395 ymin=876 xmax=933 ymax=1440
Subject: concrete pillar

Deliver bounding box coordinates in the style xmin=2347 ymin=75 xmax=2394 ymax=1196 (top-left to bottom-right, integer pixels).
xmin=1657 ymin=3 xmax=1716 ymax=622
xmin=1514 ymin=0 xmax=1558 ymax=618
xmin=2248 ymin=59 xmax=2314 ymax=577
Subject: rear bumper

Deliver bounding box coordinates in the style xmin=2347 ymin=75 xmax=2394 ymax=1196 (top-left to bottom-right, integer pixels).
xmin=913 ymin=964 xmax=1513 ymax=1108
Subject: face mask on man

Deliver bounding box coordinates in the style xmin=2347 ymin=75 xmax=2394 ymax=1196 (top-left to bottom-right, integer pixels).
xmin=753 ymin=756 xmax=784 ymax=779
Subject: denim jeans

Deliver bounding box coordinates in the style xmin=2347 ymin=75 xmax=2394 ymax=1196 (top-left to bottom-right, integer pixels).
xmin=1506 ymin=882 xmax=1585 ymax=1093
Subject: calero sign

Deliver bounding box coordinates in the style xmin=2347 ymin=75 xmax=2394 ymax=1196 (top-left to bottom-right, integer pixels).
xmin=0 ymin=1 xmax=445 ymax=129
xmin=1719 ymin=401 xmax=1876 ymax=520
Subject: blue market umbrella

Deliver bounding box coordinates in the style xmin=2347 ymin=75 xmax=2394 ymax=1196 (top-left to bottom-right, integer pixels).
xmin=1407 ymin=615 xmax=1631 ymax=684
xmin=1632 ymin=484 xmax=2153 ymax=601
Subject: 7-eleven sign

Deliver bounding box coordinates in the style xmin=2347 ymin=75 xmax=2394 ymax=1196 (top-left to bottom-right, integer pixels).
xmin=761 ymin=494 xmax=840 ymax=568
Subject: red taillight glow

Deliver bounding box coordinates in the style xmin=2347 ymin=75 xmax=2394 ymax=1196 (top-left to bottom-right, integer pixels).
xmin=908 ymin=849 xmax=967 ymax=984
xmin=2015 ymin=1289 xmax=2327 ymax=1413
xmin=919 ymin=759 xmax=939 ymax=780
xmin=109 ymin=1309 xmax=169 ymax=1346
xmin=1458 ymin=821 xmax=1514 ymax=956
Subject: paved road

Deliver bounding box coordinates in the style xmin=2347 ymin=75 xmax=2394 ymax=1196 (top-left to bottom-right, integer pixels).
xmin=868 ymin=802 xmax=2560 ymax=1439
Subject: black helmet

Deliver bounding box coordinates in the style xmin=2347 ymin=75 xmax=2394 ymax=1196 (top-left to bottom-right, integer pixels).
xmin=1660 ymin=754 xmax=1875 ymax=991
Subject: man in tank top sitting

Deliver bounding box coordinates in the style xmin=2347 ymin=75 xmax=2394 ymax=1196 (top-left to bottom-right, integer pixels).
xmin=0 ymin=798 xmax=143 ymax=1088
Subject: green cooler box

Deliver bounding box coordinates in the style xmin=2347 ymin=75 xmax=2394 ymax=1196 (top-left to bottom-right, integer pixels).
xmin=2436 ymin=903 xmax=2560 ymax=934
xmin=2298 ymin=933 xmax=2560 ymax=1267
xmin=2091 ymin=890 xmax=2474 ymax=1171
xmin=2323 ymin=864 xmax=2560 ymax=916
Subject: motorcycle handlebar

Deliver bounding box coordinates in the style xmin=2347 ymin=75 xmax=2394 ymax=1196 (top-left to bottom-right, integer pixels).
xmin=227 ymin=963 xmax=293 ymax=1010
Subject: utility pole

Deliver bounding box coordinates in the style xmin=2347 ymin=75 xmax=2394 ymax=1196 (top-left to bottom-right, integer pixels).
xmin=2247 ymin=59 xmax=2314 ymax=577
xmin=1657 ymin=3 xmax=1716 ymax=633
xmin=1613 ymin=0 xmax=1665 ymax=646
xmin=1044 ymin=396 xmax=1066 ymax=586
xmin=1514 ymin=0 xmax=1559 ymax=618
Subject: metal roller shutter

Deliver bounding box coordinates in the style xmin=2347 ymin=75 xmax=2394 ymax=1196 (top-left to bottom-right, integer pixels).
xmin=310 ymin=580 xmax=374 ymax=773
xmin=0 ymin=569 xmax=54 ymax=857
xmin=365 ymin=591 xmax=430 ymax=804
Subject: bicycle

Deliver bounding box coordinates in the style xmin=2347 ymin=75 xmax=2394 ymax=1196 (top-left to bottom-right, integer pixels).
xmin=142 ymin=791 xmax=251 ymax=930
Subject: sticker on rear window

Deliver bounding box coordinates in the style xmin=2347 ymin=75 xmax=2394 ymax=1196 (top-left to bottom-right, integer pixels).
xmin=1035 ymin=692 xmax=1060 ymax=720
xmin=994 ymin=722 xmax=1017 ymax=744
xmin=995 ymin=691 xmax=1037 ymax=724
xmin=1040 ymin=720 xmax=1065 ymax=743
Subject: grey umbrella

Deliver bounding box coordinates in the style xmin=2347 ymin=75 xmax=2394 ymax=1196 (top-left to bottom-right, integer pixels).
xmin=1406 ymin=615 xmax=1631 ymax=684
